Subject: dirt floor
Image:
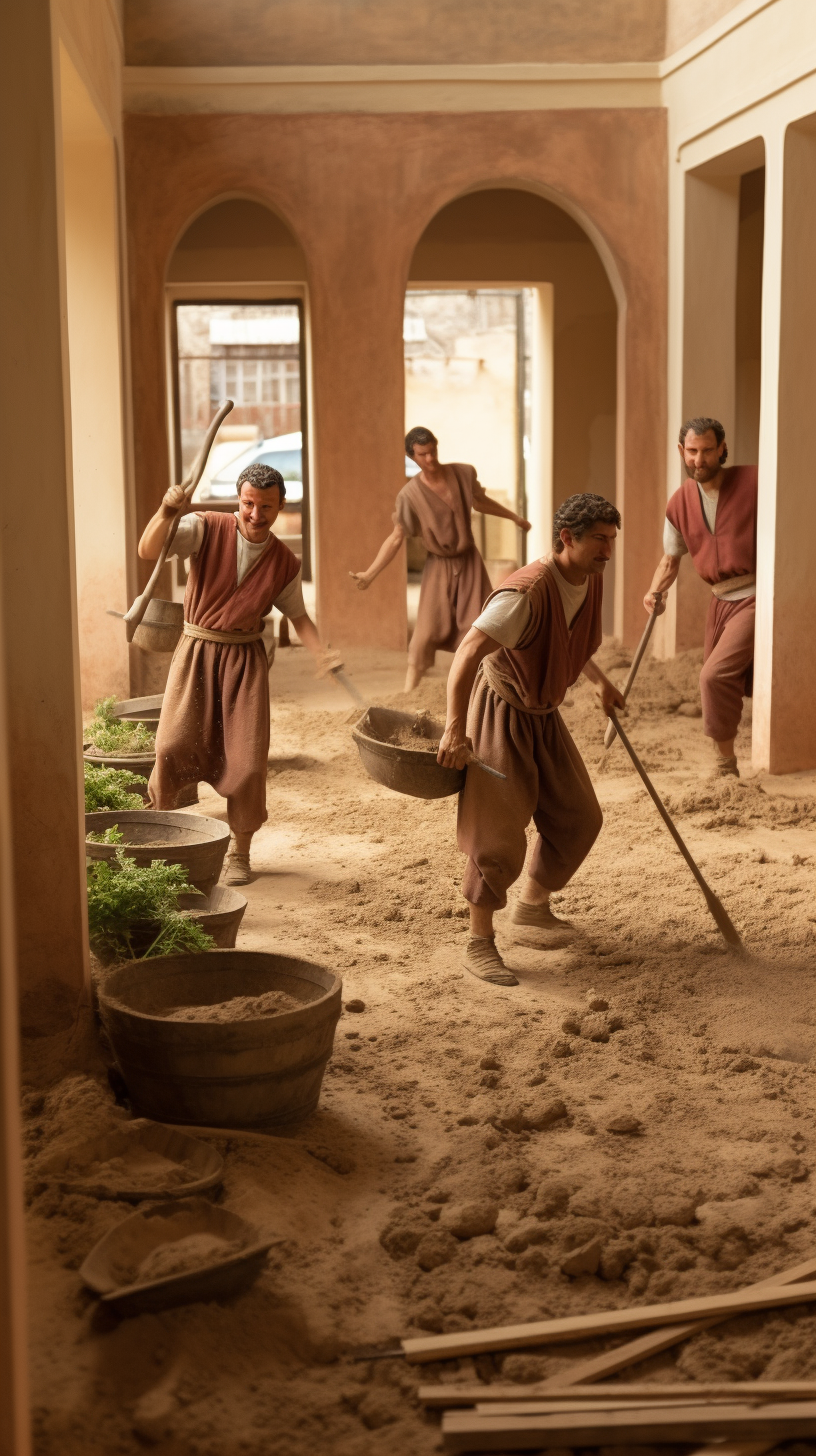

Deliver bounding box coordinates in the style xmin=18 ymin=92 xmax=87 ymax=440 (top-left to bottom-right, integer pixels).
xmin=23 ymin=640 xmax=816 ymax=1456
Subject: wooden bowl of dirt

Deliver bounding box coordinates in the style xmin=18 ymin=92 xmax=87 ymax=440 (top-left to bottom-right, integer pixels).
xmin=37 ymin=1119 xmax=223 ymax=1201
xmin=352 ymin=706 xmax=465 ymax=799
xmin=110 ymin=694 xmax=164 ymax=729
xmin=130 ymin=598 xmax=184 ymax=654
xmin=177 ymin=885 xmax=247 ymax=948
xmin=98 ymin=950 xmax=342 ymax=1129
xmin=85 ymin=810 xmax=230 ymax=894
xmin=80 ymin=1198 xmax=277 ymax=1316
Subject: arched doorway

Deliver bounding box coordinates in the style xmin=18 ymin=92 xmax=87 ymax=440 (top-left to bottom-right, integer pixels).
xmin=406 ymin=187 xmax=618 ymax=632
xmin=165 ymin=198 xmax=312 ymax=577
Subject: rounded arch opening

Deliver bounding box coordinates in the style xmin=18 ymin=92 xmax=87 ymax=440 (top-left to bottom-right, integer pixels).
xmin=405 ymin=185 xmax=619 ymax=631
xmin=167 ymin=196 xmax=307 ymax=283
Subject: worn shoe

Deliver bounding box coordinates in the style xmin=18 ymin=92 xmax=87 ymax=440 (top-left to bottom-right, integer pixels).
xmin=463 ymin=936 xmax=518 ymax=986
xmin=510 ymin=899 xmax=575 ymax=947
xmin=713 ymin=754 xmax=739 ymax=778
xmin=223 ymin=852 xmax=251 ymax=885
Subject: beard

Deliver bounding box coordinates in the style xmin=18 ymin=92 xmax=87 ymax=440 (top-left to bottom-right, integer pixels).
xmin=685 ymin=455 xmax=724 ymax=483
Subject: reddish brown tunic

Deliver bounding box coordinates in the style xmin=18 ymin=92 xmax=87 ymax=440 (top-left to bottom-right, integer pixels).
xmin=394 ymin=463 xmax=492 ymax=671
xmin=458 ymin=558 xmax=604 ymax=910
xmin=149 ymin=513 xmax=300 ymax=833
xmin=666 ymin=467 xmax=758 ymax=740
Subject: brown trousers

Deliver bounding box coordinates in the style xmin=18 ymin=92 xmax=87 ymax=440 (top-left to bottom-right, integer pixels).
xmin=701 ymin=596 xmax=755 ymax=742
xmin=458 ymin=674 xmax=603 ymax=910
xmin=149 ymin=637 xmax=270 ymax=835
xmin=409 ymin=545 xmax=492 ymax=671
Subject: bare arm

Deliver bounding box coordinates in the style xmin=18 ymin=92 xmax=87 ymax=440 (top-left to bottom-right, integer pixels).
xmin=349 ymin=523 xmax=407 ymax=590
xmin=582 ymin=658 xmax=627 ymax=716
xmin=288 ymin=613 xmax=342 ymax=677
xmin=437 ymin=628 xmax=499 ymax=769
xmin=644 ymin=554 xmax=680 ymax=614
xmin=138 ymin=483 xmax=190 ymax=561
xmin=474 ymin=493 xmax=531 ymax=532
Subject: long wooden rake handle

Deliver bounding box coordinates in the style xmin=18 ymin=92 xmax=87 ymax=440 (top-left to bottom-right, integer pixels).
xmin=603 ymin=592 xmax=663 ymax=750
xmin=124 ymin=399 xmax=234 ymax=641
xmin=606 ymin=708 xmax=743 ymax=950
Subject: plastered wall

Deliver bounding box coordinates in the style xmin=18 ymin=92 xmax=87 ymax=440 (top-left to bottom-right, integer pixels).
xmin=125 ymin=108 xmax=667 ymax=651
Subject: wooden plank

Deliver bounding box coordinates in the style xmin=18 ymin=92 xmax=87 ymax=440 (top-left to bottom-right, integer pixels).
xmin=687 ymin=1445 xmax=775 ymax=1456
xmin=419 ymin=1381 xmax=816 ymax=1408
xmin=475 ymin=1398 xmax=771 ymax=1415
xmin=441 ymin=1401 xmax=816 ymax=1452
xmin=402 ymin=1279 xmax=816 ymax=1363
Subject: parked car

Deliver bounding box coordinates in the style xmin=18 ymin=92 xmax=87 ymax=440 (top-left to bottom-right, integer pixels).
xmin=196 ymin=431 xmax=421 ymax=506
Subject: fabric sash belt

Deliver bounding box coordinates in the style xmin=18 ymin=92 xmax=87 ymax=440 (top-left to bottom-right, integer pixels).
xmin=710 ymin=573 xmax=756 ymax=599
xmin=481 ymin=655 xmax=558 ymax=717
xmin=183 ymin=622 xmax=265 ymax=645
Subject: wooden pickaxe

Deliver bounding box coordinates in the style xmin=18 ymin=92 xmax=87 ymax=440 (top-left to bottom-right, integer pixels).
xmin=123 ymin=400 xmax=234 ymax=643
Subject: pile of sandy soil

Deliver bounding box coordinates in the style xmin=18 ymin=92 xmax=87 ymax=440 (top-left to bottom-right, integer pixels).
xmin=65 ymin=1146 xmax=192 ymax=1193
xmin=23 ymin=645 xmax=816 ymax=1456
xmin=163 ymin=988 xmax=302 ymax=1022
xmin=124 ymin=1234 xmax=244 ymax=1287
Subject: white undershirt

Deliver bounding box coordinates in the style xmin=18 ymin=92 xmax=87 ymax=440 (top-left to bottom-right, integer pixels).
xmin=663 ymin=486 xmax=755 ymax=601
xmin=171 ymin=512 xmax=306 ymax=617
xmin=474 ymin=557 xmax=588 ymax=649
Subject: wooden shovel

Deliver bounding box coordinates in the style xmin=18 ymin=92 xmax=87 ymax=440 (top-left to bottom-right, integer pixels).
xmin=603 ymin=591 xmax=663 ymax=751
xmin=606 ymin=707 xmax=743 ymax=950
xmin=123 ymin=399 xmax=234 ymax=642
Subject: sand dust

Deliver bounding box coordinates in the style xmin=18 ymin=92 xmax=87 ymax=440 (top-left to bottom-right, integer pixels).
xmin=388 ymin=729 xmax=441 ymax=753
xmin=124 ymin=1234 xmax=243 ymax=1286
xmin=23 ymin=643 xmax=816 ymax=1455
xmin=64 ymin=1146 xmax=192 ymax=1193
xmin=163 ymin=988 xmax=303 ymax=1022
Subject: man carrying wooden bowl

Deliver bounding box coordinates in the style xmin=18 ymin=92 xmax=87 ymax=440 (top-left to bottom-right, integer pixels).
xmin=437 ymin=494 xmax=625 ymax=986
xmin=138 ymin=463 xmax=337 ymax=885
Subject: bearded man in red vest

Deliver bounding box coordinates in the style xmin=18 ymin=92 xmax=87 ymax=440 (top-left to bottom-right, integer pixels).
xmin=437 ymin=494 xmax=625 ymax=987
xmin=645 ymin=417 xmax=757 ymax=778
xmin=139 ymin=462 xmax=335 ymax=885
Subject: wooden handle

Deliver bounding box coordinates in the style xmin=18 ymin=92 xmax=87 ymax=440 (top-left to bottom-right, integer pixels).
xmin=124 ymin=400 xmax=234 ymax=639
xmin=603 ymin=592 xmax=662 ymax=750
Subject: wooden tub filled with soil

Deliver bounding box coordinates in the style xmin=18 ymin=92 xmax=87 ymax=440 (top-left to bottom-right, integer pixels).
xmin=85 ymin=810 xmax=230 ymax=895
xmin=177 ymin=885 xmax=247 ymax=948
xmin=98 ymin=950 xmax=342 ymax=1129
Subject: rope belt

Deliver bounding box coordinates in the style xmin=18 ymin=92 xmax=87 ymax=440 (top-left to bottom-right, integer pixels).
xmin=710 ymin=573 xmax=756 ymax=599
xmin=183 ymin=622 xmax=265 ymax=645
xmin=480 ymin=656 xmax=558 ymax=717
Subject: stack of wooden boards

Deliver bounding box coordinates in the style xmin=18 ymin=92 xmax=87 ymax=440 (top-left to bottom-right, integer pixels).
xmin=401 ymin=1253 xmax=816 ymax=1452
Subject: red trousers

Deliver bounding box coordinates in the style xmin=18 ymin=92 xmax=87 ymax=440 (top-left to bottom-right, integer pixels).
xmin=701 ymin=596 xmax=755 ymax=742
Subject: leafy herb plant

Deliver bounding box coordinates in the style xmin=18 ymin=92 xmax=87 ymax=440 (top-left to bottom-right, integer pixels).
xmin=85 ymin=696 xmax=156 ymax=757
xmin=87 ymin=825 xmax=124 ymax=845
xmin=87 ymin=851 xmax=215 ymax=963
xmin=84 ymin=763 xmax=147 ymax=814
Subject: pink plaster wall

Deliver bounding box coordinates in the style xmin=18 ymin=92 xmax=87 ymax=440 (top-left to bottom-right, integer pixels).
xmin=125 ymin=109 xmax=667 ymax=650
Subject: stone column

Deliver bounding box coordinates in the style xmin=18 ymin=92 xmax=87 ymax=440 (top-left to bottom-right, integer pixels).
xmin=0 ymin=0 xmax=88 ymax=1023
xmin=753 ymin=124 xmax=816 ymax=773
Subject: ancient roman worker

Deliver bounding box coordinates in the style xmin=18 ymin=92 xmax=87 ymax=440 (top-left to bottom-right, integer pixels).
xmin=350 ymin=427 xmax=531 ymax=692
xmin=138 ymin=463 xmax=335 ymax=885
xmin=437 ymin=494 xmax=626 ymax=986
xmin=645 ymin=417 xmax=757 ymax=778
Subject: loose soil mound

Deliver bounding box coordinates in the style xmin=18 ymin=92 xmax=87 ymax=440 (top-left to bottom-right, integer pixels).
xmin=24 ymin=646 xmax=816 ymax=1456
xmin=125 ymin=1234 xmax=243 ymax=1286
xmin=163 ymin=989 xmax=302 ymax=1022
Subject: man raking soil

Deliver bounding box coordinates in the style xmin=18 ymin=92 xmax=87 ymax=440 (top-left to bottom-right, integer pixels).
xmin=139 ymin=463 xmax=337 ymax=885
xmin=437 ymin=494 xmax=625 ymax=986
xmin=645 ymin=416 xmax=757 ymax=777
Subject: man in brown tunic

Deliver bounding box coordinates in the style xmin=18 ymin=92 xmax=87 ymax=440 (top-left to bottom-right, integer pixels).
xmin=645 ymin=417 xmax=757 ymax=777
xmin=351 ymin=427 xmax=531 ymax=691
xmin=138 ymin=463 xmax=334 ymax=884
xmin=438 ymin=493 xmax=625 ymax=986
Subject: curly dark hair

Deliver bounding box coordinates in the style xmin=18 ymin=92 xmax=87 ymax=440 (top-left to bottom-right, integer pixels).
xmin=237 ymin=462 xmax=286 ymax=500
xmin=679 ymin=416 xmax=728 ymax=462
xmin=405 ymin=426 xmax=438 ymax=459
xmin=552 ymin=493 xmax=621 ymax=552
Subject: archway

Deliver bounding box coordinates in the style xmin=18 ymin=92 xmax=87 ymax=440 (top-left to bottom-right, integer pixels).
xmin=406 ymin=186 xmax=619 ymax=633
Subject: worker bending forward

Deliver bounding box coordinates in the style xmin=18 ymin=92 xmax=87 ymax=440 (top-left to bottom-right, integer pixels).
xmin=438 ymin=493 xmax=625 ymax=987
xmin=645 ymin=417 xmax=757 ymax=777
xmin=351 ymin=427 xmax=530 ymax=691
xmin=139 ymin=463 xmax=333 ymax=885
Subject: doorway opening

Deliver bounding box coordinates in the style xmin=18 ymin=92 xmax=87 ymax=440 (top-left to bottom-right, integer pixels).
xmin=171 ymin=299 xmax=311 ymax=579
xmin=403 ymin=289 xmax=531 ymax=609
